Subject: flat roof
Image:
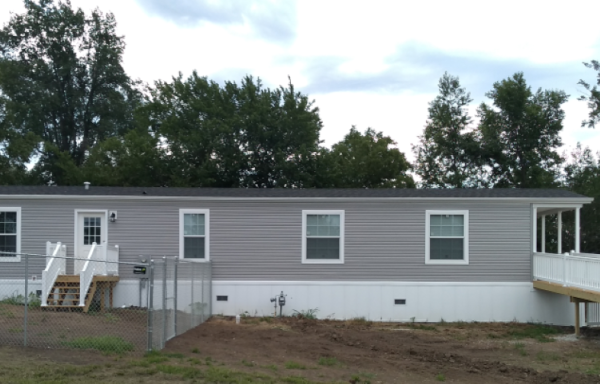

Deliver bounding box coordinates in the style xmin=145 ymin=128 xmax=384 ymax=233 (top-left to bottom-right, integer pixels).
xmin=0 ymin=186 xmax=590 ymax=199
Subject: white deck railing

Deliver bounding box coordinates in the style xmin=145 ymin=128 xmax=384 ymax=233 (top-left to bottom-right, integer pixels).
xmin=79 ymin=243 xmax=105 ymax=306
xmin=41 ymin=242 xmax=67 ymax=307
xmin=106 ymin=245 xmax=119 ymax=275
xmin=533 ymin=252 xmax=600 ymax=292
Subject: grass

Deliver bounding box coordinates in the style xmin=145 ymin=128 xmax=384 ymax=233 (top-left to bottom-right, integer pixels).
xmin=513 ymin=342 xmax=527 ymax=356
xmin=62 ymin=336 xmax=134 ymax=354
xmin=435 ymin=373 xmax=446 ymax=381
xmin=507 ymin=323 xmax=560 ymax=342
xmin=285 ymin=361 xmax=307 ymax=370
xmin=536 ymin=351 xmax=560 ymax=362
xmin=317 ymin=357 xmax=339 ymax=366
xmin=292 ymin=309 xmax=319 ymax=320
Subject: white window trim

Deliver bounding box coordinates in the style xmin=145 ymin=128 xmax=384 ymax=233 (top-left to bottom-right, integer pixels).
xmin=0 ymin=207 xmax=21 ymax=263
xmin=302 ymin=210 xmax=345 ymax=264
xmin=425 ymin=210 xmax=469 ymax=265
xmin=179 ymin=209 xmax=210 ymax=262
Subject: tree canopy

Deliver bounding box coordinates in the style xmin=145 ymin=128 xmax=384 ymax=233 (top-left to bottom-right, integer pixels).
xmin=0 ymin=0 xmax=140 ymax=185
xmin=476 ymin=73 xmax=567 ymax=188
xmin=317 ymin=127 xmax=414 ymax=188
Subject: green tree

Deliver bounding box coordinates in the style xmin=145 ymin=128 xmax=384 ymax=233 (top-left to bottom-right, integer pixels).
xmin=578 ymin=60 xmax=600 ymax=128
xmin=0 ymin=0 xmax=140 ymax=185
xmin=413 ymin=73 xmax=485 ymax=188
xmin=145 ymin=73 xmax=322 ymax=188
xmin=317 ymin=127 xmax=414 ymax=188
xmin=563 ymin=143 xmax=600 ymax=253
xmin=477 ymin=73 xmax=567 ymax=188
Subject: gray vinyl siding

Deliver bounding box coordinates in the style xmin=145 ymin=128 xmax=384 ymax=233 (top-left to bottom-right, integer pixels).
xmin=0 ymin=198 xmax=532 ymax=282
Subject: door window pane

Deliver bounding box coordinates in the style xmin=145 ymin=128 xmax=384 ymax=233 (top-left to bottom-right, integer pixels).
xmin=83 ymin=217 xmax=102 ymax=245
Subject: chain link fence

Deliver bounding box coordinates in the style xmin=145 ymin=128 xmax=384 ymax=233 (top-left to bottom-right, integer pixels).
xmin=0 ymin=251 xmax=211 ymax=354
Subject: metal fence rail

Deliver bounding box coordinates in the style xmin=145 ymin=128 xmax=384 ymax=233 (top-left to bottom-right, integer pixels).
xmin=0 ymin=251 xmax=211 ymax=354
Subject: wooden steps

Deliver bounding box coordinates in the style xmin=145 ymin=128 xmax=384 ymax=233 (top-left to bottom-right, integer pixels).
xmin=44 ymin=275 xmax=119 ymax=313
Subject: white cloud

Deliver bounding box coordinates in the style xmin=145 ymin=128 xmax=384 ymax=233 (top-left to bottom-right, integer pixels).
xmin=0 ymin=0 xmax=598 ymax=164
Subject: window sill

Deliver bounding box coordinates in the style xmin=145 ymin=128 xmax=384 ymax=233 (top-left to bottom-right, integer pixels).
xmin=302 ymin=259 xmax=344 ymax=264
xmin=0 ymin=257 xmax=21 ymax=263
xmin=425 ymin=259 xmax=469 ymax=265
xmin=179 ymin=258 xmax=210 ymax=263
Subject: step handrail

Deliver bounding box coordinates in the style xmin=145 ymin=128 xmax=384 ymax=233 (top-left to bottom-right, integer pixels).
xmin=41 ymin=242 xmax=66 ymax=307
xmin=79 ymin=242 xmax=104 ymax=306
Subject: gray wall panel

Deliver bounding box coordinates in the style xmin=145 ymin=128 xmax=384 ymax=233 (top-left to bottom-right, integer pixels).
xmin=0 ymin=197 xmax=532 ymax=282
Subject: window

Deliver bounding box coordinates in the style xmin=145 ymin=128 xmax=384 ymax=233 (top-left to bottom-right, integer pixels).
xmin=425 ymin=210 xmax=469 ymax=265
xmin=83 ymin=217 xmax=101 ymax=245
xmin=179 ymin=209 xmax=210 ymax=261
xmin=302 ymin=210 xmax=344 ymax=264
xmin=0 ymin=208 xmax=21 ymax=262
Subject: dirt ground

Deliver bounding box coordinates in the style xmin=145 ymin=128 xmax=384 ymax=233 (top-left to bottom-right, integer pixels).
xmin=2 ymin=316 xmax=600 ymax=383
xmin=161 ymin=316 xmax=600 ymax=383
xmin=0 ymin=302 xmax=147 ymax=350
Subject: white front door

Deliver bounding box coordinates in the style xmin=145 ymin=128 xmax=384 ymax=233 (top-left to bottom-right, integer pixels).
xmin=75 ymin=212 xmax=107 ymax=274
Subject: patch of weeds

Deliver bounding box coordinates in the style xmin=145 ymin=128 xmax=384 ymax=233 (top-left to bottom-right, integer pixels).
xmin=156 ymin=364 xmax=201 ymax=379
xmin=164 ymin=352 xmax=185 ymax=359
xmin=241 ymin=359 xmax=255 ymax=367
xmin=8 ymin=328 xmax=23 ymax=333
xmin=537 ymin=351 xmax=560 ymax=362
xmin=144 ymin=350 xmax=169 ymax=364
xmin=348 ymin=317 xmax=373 ymax=326
xmin=260 ymin=316 xmax=273 ymax=323
xmin=265 ymin=364 xmax=278 ymax=371
xmin=586 ymin=365 xmax=600 ymax=375
xmin=191 ymin=347 xmax=199 ymax=353
xmin=62 ymin=336 xmax=134 ymax=354
xmin=293 ymin=308 xmax=319 ymax=320
xmin=318 ymin=357 xmax=339 ymax=366
xmin=187 ymin=357 xmax=201 ymax=365
xmin=104 ymin=313 xmax=119 ymax=323
xmin=349 ymin=374 xmax=372 ymax=384
xmin=0 ymin=292 xmax=41 ymax=308
xmin=507 ymin=323 xmax=560 ymax=342
xmin=571 ymin=351 xmax=600 ymax=359
xmin=435 ymin=373 xmax=446 ymax=381
xmin=283 ymin=376 xmax=313 ymax=384
xmin=285 ymin=361 xmax=306 ymax=370
xmin=205 ymin=356 xmax=213 ymax=366
xmin=513 ymin=342 xmax=527 ymax=356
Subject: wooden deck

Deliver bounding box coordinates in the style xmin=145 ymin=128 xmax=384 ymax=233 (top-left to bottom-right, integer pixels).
xmin=533 ymin=280 xmax=600 ymax=303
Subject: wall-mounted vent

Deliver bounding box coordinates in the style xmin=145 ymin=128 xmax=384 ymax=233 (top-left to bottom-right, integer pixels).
xmin=394 ymin=299 xmax=406 ymax=305
xmin=216 ymin=295 xmax=228 ymax=302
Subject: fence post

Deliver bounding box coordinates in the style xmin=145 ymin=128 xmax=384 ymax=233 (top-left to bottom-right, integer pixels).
xmin=191 ymin=260 xmax=195 ymax=327
xmin=162 ymin=257 xmax=167 ymax=349
xmin=24 ymin=253 xmax=29 ymax=347
xmin=200 ymin=262 xmax=204 ymax=323
xmin=173 ymin=256 xmax=178 ymax=337
xmin=147 ymin=259 xmax=155 ymax=351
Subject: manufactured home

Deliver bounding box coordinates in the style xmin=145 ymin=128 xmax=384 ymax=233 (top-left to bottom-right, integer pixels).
xmin=0 ymin=185 xmax=598 ymax=328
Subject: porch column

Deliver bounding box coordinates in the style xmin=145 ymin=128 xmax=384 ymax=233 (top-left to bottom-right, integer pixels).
xmin=541 ymin=215 xmax=546 ymax=253
xmin=575 ymin=208 xmax=580 ymax=253
xmin=557 ymin=212 xmax=562 ymax=254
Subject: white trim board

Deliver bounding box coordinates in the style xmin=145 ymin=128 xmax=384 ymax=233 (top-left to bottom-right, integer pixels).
xmin=0 ymin=207 xmax=21 ymax=262
xmin=0 ymin=195 xmax=593 ymax=204
xmin=179 ymin=209 xmax=210 ymax=262
xmin=73 ymin=209 xmax=108 ymax=263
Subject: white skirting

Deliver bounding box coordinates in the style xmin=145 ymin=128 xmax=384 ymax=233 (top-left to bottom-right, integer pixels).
xmin=212 ymin=280 xmax=581 ymax=326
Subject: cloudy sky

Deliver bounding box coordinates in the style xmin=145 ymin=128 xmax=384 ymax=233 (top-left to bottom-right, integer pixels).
xmin=1 ymin=0 xmax=600 ymax=161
